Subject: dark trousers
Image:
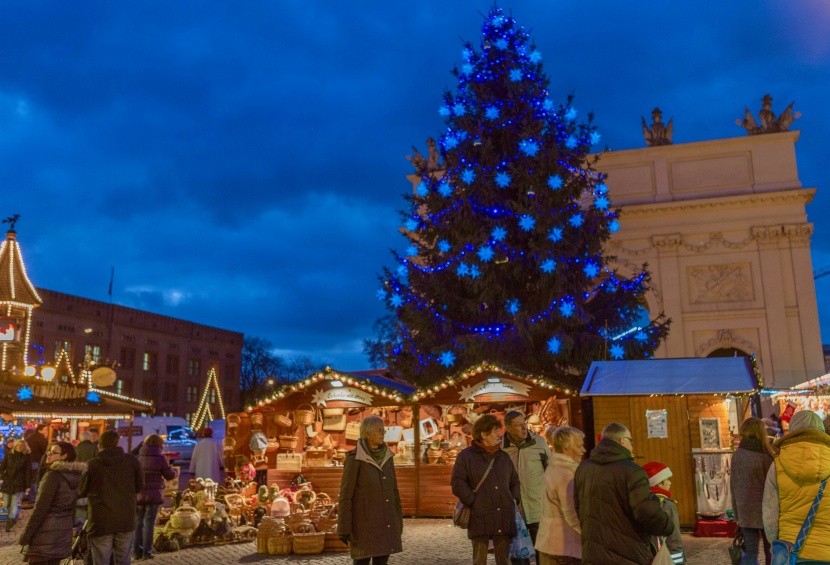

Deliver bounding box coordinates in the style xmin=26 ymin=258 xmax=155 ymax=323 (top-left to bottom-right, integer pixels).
xmin=473 ymin=535 xmax=511 ymax=565
xmin=740 ymin=527 xmax=771 ymax=565
xmin=511 ymin=521 xmax=540 ymax=564
xmin=354 ymin=556 xmax=389 ymax=565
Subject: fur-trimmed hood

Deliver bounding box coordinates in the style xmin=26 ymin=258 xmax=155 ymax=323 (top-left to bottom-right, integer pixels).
xmin=47 ymin=460 xmax=88 ymax=474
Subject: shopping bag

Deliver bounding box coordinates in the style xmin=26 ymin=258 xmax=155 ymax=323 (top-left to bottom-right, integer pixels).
xmin=771 ymin=539 xmax=795 ymax=565
xmin=508 ymin=504 xmax=534 ymax=559
xmin=652 ymin=539 xmax=673 ymax=565
xmin=729 ymin=529 xmax=743 ymax=565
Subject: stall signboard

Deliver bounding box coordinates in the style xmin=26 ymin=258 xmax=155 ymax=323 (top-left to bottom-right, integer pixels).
xmin=458 ymin=377 xmax=530 ymax=402
xmin=311 ymin=387 xmax=374 ymax=406
xmin=646 ymin=409 xmax=668 ymax=439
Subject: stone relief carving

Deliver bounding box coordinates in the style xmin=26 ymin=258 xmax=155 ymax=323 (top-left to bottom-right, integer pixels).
xmin=688 ymin=263 xmax=754 ymax=303
xmin=694 ymin=329 xmax=762 ymax=370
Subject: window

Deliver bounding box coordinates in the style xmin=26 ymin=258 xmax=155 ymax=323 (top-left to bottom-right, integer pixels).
xmin=188 ymin=359 xmax=201 ymax=378
xmin=116 ymin=379 xmax=123 ymax=394
xmin=54 ymin=340 xmax=72 ymax=359
xmin=120 ymin=347 xmax=135 ymax=369
xmin=166 ymin=354 xmax=180 ymax=375
xmin=84 ymin=344 xmax=101 ymax=365
xmin=142 ymin=351 xmax=158 ymax=372
xmin=186 ymin=386 xmax=198 ymax=403
xmin=163 ymin=383 xmax=178 ymax=402
xmin=209 ymin=389 xmax=216 ymax=404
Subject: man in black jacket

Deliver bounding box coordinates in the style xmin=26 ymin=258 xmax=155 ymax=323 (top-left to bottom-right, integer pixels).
xmin=574 ymin=422 xmax=674 ymax=564
xmin=79 ymin=429 xmax=143 ymax=564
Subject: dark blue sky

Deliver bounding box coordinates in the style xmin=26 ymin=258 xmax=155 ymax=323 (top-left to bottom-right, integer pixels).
xmin=5 ymin=2 xmax=830 ymax=370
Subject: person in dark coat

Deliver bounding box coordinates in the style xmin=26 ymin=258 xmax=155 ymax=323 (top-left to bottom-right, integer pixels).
xmin=731 ymin=417 xmax=774 ymax=565
xmin=0 ymin=438 xmax=31 ymax=531
xmin=23 ymin=424 xmax=48 ymax=504
xmin=75 ymin=431 xmax=98 ymax=463
xmin=574 ymin=422 xmax=674 ymax=564
xmin=134 ymin=434 xmax=177 ymax=560
xmin=78 ymin=429 xmax=143 ymax=565
xmin=338 ymin=415 xmax=403 ymax=564
xmin=451 ymin=413 xmax=521 ymax=565
xmin=18 ymin=441 xmax=86 ymax=565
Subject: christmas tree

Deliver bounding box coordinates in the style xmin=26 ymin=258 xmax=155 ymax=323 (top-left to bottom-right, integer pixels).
xmin=376 ymin=7 xmax=670 ymax=387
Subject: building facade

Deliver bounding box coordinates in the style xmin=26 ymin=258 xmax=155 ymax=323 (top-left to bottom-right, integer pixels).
xmin=599 ymin=130 xmax=824 ymax=388
xmin=29 ymin=288 xmax=244 ymax=421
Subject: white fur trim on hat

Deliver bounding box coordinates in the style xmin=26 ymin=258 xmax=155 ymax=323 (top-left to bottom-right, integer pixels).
xmin=647 ymin=466 xmax=672 ymax=487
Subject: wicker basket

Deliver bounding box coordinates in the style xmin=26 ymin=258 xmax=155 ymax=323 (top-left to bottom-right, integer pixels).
xmin=293 ymin=403 xmax=315 ymax=426
xmin=274 ymin=412 xmax=292 ymax=428
xmin=292 ymin=532 xmax=326 ymax=554
xmin=278 ymin=434 xmax=298 ymax=449
xmin=267 ymin=533 xmax=293 ymax=555
xmin=324 ymin=532 xmax=350 ymax=552
xmin=305 ymin=450 xmax=329 ymax=468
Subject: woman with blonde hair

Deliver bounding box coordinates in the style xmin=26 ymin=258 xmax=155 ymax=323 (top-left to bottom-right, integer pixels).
xmin=731 ymin=417 xmax=774 ymax=564
xmin=0 ymin=438 xmax=31 ymax=531
xmin=535 ymin=426 xmax=585 ymax=564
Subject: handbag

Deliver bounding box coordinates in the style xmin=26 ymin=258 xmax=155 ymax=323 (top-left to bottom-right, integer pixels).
xmin=509 ymin=503 xmax=536 ymax=559
xmin=323 ymin=413 xmax=347 ymax=432
xmin=344 ymin=418 xmax=362 ymax=441
xmin=729 ymin=529 xmax=743 ymax=565
xmin=452 ymin=458 xmax=495 ymax=529
xmin=771 ymin=477 xmax=827 ymax=565
xmin=651 ymin=539 xmax=673 ymax=565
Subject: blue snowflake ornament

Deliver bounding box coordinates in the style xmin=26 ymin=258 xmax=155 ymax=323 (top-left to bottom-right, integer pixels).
xmin=569 ymin=213 xmax=584 ymax=228
xmin=405 ymin=245 xmax=418 ymax=257
xmin=469 ymin=265 xmax=481 ymax=279
xmin=565 ymin=107 xmax=577 ymax=121
xmin=390 ymin=293 xmax=403 ymax=307
xmin=559 ymin=300 xmax=575 ymax=318
xmin=416 ymin=182 xmax=428 ymax=197
xmin=610 ymin=344 xmax=625 ymax=360
xmin=453 ymin=103 xmax=466 ymax=116
xmin=495 ymin=38 xmax=508 ymax=50
xmin=405 ymin=218 xmax=419 ymax=232
xmin=485 ymin=106 xmax=500 ymax=120
xmin=509 ymin=68 xmax=523 ymax=82
xmin=596 ymin=182 xmax=608 ymax=195
xmin=86 ymin=391 xmax=101 ymax=403
xmin=519 ymin=214 xmax=536 ymax=231
xmin=456 ymin=263 xmax=470 ymax=277
xmin=439 ymin=350 xmax=456 ymax=368
xmin=477 ymin=246 xmax=494 ymax=262
xmin=547 ymin=175 xmax=563 ymax=190
xmin=461 ymin=64 xmax=473 ymax=76
xmin=540 ymin=258 xmax=556 ymax=273
xmin=590 ymin=131 xmax=602 ymax=145
xmin=635 ymin=331 xmax=648 ymax=343
xmin=519 ymin=140 xmax=539 ymax=156
xmin=530 ymin=50 xmax=542 ymax=63
xmin=543 ymin=99 xmax=553 ymax=110
xmin=491 ymin=226 xmax=507 ymax=241
xmin=505 ymin=298 xmax=520 ymax=315
xmin=444 ymin=135 xmax=459 ymax=149
xmin=583 ymin=261 xmax=600 ymax=278
xmin=438 ymin=181 xmax=452 ymax=197
xmin=609 ymin=219 xmax=620 ymax=233
xmin=462 ymin=47 xmax=473 ymax=61
xmin=594 ymin=195 xmax=610 ymax=210
xmin=548 ymin=227 xmax=563 ymax=243
xmin=547 ymin=336 xmax=562 ymax=355
xmin=461 ymin=168 xmax=476 ymax=185
xmin=437 ymin=239 xmax=451 ymax=253
xmin=376 ymin=289 xmax=386 ymax=301
xmin=495 ymin=171 xmax=511 ymax=188
xmin=17 ymin=386 xmax=33 ymax=401
xmin=565 ymin=135 xmax=578 ymax=149
xmin=439 ymin=105 xmax=451 ymax=117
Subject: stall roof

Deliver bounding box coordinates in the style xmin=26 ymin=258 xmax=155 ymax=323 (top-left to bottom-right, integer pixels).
xmin=581 ymin=357 xmax=758 ymax=396
xmin=347 ymin=369 xmax=417 ymax=396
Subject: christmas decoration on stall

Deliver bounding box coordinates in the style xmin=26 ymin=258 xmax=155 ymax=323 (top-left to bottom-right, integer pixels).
xmin=192 ymin=367 xmax=227 ymax=430
xmin=376 ymin=8 xmax=670 ymax=386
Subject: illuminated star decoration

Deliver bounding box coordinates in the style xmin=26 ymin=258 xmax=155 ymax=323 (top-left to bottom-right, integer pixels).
xmin=590 ymin=131 xmax=602 ymax=145
xmin=495 ymin=171 xmax=511 ymax=188
xmin=635 ymin=330 xmax=648 ymax=342
xmin=376 ymin=289 xmax=386 ymax=301
xmin=457 ymin=263 xmax=470 ymax=277
xmin=509 ymin=68 xmax=522 ymax=82
xmin=519 ymin=215 xmax=536 ymax=231
xmin=469 ymin=265 xmax=481 ymax=279
xmin=548 ymin=227 xmax=563 ymax=242
xmin=453 ymin=103 xmax=466 ymax=116
xmin=609 ymin=219 xmax=620 ymax=233
xmin=439 ymin=350 xmax=456 ymax=367
xmin=438 ymin=182 xmax=452 ymax=197
xmin=439 ymin=105 xmax=451 ymax=117
xmin=437 ymin=239 xmax=451 ymax=253
xmin=485 ymin=106 xmax=500 ymax=120
xmin=86 ymin=391 xmax=101 ymax=403
xmin=491 ymin=226 xmax=507 ymax=241
xmin=505 ymin=298 xmax=520 ymax=315
xmin=547 ymin=336 xmax=561 ymax=354
xmin=445 ymin=135 xmax=459 ymax=149
xmin=416 ymin=182 xmax=428 ymax=197
xmin=565 ymin=107 xmax=577 ymax=121
xmin=17 ymin=386 xmax=33 ymax=401
xmin=406 ymin=245 xmax=418 ymax=257
xmin=566 ymin=135 xmax=578 ymax=149
xmin=529 ymin=50 xmax=542 ymax=63
xmin=583 ymin=261 xmax=600 ymax=278
xmin=559 ymin=300 xmax=575 ymax=318
xmin=477 ymin=246 xmax=494 ymax=262
xmin=610 ymin=344 xmax=625 ymax=359
xmin=405 ymin=218 xmax=419 ymax=231
xmin=461 ymin=168 xmax=475 ymax=184
xmin=594 ymin=195 xmax=610 ymax=210
xmin=547 ymin=175 xmax=563 ymax=190
xmin=495 ymin=38 xmax=508 ymax=50
xmin=390 ymin=293 xmax=403 ymax=307
xmin=519 ymin=140 xmax=539 ymax=156
xmin=569 ymin=213 xmax=584 ymax=227
xmin=540 ymin=259 xmax=556 ymax=273
xmin=312 ymin=388 xmax=329 ymax=407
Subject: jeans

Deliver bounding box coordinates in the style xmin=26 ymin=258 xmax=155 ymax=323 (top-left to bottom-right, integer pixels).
xmin=511 ymin=521 xmax=540 ymax=564
xmin=741 ymin=527 xmax=771 ymax=565
xmin=27 ymin=462 xmax=39 ymax=503
xmin=2 ymin=491 xmax=23 ymax=520
xmin=473 ymin=535 xmax=511 ymax=565
xmin=353 ymin=556 xmax=389 ymax=565
xmin=88 ymin=531 xmax=133 ymax=565
xmin=134 ymin=503 xmax=161 ymax=558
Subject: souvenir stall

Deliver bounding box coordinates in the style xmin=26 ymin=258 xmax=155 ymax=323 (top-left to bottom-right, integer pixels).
xmin=410 ymin=361 xmax=580 ymax=516
xmin=580 ymin=357 xmax=760 ymax=531
xmin=770 ymin=373 xmax=830 ymax=428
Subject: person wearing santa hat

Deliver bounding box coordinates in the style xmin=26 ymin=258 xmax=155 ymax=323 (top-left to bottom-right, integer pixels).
xmin=643 ymin=461 xmax=685 ymax=564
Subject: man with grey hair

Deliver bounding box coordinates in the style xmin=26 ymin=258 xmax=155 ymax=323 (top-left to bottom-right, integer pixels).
xmin=574 ymin=422 xmax=673 ymax=564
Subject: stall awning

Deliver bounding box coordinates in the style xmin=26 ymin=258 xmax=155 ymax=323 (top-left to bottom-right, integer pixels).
xmin=581 ymin=357 xmax=758 ymax=396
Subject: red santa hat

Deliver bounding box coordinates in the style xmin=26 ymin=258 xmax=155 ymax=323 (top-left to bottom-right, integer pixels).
xmin=643 ymin=461 xmax=672 ymax=487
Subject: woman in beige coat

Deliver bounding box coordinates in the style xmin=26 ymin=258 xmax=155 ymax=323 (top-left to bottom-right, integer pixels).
xmin=534 ymin=426 xmax=585 ymax=565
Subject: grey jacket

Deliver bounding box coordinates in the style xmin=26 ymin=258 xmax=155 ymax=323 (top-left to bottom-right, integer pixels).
xmin=503 ymin=431 xmax=550 ymax=524
xmin=730 ymin=441 xmax=772 ymax=529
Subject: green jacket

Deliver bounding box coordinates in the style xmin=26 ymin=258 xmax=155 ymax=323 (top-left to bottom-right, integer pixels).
xmin=502 ymin=431 xmax=549 ymax=524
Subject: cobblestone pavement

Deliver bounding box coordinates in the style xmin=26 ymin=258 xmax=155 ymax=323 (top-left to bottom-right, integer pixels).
xmin=0 ymin=515 xmax=731 ymax=564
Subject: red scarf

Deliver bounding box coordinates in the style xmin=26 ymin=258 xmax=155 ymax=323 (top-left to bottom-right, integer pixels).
xmin=651 ymin=485 xmax=672 ymax=499
xmin=474 ymin=439 xmax=501 ymax=454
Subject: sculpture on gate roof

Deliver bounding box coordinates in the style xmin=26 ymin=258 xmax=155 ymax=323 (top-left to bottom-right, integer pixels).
xmin=737 ymin=94 xmax=800 ymax=135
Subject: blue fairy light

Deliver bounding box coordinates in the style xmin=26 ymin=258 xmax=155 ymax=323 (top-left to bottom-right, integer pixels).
xmin=565 ymin=135 xmax=578 ymax=149
xmin=477 ymin=246 xmax=495 ymax=262
xmin=565 ymin=107 xmax=577 ymax=121
xmin=596 ymin=182 xmax=608 ymax=195
xmin=559 ymin=300 xmax=575 ymax=318
xmin=438 ymin=181 xmax=452 ymax=197
xmin=495 ymin=38 xmax=508 ymax=50
xmin=491 ymin=226 xmax=507 ymax=241
xmin=462 ymin=47 xmax=473 ymax=60
xmin=590 ymin=131 xmax=602 ymax=145
xmin=445 ymin=135 xmax=459 ymax=149
xmin=495 ymin=171 xmax=511 ymax=188
xmin=439 ymin=350 xmax=456 ymax=367
xmin=519 ymin=214 xmax=536 ymax=231
xmin=635 ymin=331 xmax=648 ymax=342
xmin=609 ymin=219 xmax=620 ymax=233
xmin=461 ymin=63 xmax=473 ymax=75
xmin=416 ymin=182 xmax=429 ymax=197
xmin=540 ymin=258 xmax=557 ymax=273
xmin=390 ymin=293 xmax=403 ymax=307
xmin=548 ymin=227 xmax=563 ymax=243
xmin=457 ymin=263 xmax=470 ymax=277
xmin=547 ymin=175 xmax=563 ymax=190
xmin=594 ymin=195 xmax=610 ymax=210
xmin=530 ymin=50 xmax=542 ymax=63
xmin=547 ymin=336 xmax=561 ymax=354
xmin=519 ymin=140 xmax=539 ymax=156
xmin=492 ymin=14 xmax=505 ymax=26
xmin=86 ymin=391 xmax=101 ymax=403
xmin=543 ymin=99 xmax=553 ymax=110
xmin=509 ymin=68 xmax=523 ymax=82
xmin=469 ymin=265 xmax=481 ymax=279
xmin=569 ymin=213 xmax=584 ymax=227
xmin=406 ymin=245 xmax=418 ymax=257
xmin=405 ymin=218 xmax=419 ymax=231
xmin=583 ymin=261 xmax=600 ymax=278
xmin=453 ymin=103 xmax=466 ymax=116
xmin=17 ymin=386 xmax=33 ymax=401
xmin=485 ymin=106 xmax=500 ymax=120
xmin=461 ymin=168 xmax=476 ymax=184
xmin=438 ymin=239 xmax=451 ymax=253
xmin=439 ymin=105 xmax=451 ymax=117
xmin=610 ymin=344 xmax=625 ymax=360
xmin=506 ymin=298 xmax=520 ymax=315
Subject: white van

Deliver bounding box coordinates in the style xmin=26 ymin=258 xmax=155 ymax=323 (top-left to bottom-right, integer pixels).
xmin=116 ymin=417 xmax=197 ymax=464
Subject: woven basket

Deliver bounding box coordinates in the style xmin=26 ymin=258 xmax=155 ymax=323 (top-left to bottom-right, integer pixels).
xmin=256 ymin=516 xmax=280 ymax=554
xmin=278 ymin=434 xmax=298 ymax=449
xmin=267 ymin=533 xmax=292 ymax=555
xmin=324 ymin=532 xmax=350 ymax=552
xmin=293 ymin=403 xmax=315 ymax=426
xmin=274 ymin=412 xmax=292 ymax=428
xmin=292 ymin=532 xmax=326 ymax=554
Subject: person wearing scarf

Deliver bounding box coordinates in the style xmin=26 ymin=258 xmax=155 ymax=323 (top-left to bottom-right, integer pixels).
xmin=338 ymin=415 xmax=403 ymax=565
xmin=731 ymin=417 xmax=774 ymax=564
xmin=643 ymin=461 xmax=685 ymax=564
xmin=452 ymin=413 xmax=521 ymax=565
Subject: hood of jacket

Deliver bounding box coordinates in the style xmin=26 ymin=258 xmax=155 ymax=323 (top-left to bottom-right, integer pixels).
xmin=587 ymin=437 xmax=632 ymax=465
xmin=49 ymin=460 xmax=87 ymax=474
xmin=775 ymin=428 xmax=830 ymax=483
xmin=97 ymin=446 xmax=129 ymax=466
xmin=354 ymin=439 xmax=393 ymax=469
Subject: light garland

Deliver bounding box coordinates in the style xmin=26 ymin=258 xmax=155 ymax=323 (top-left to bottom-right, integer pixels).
xmin=9 ymin=411 xmax=131 ymax=420
xmin=191 ymin=367 xmax=227 ymax=429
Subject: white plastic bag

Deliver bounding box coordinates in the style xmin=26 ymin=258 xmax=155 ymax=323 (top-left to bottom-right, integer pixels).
xmin=509 ymin=504 xmax=535 ymax=559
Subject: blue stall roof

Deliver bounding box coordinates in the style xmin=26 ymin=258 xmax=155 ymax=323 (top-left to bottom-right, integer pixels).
xmin=581 ymin=357 xmax=758 ymax=396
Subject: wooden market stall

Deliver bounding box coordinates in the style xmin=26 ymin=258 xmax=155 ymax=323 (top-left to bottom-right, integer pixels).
xmin=580 ymin=357 xmax=760 ymax=528
xmin=410 ymin=361 xmax=580 ymax=516
xmin=770 ymin=373 xmax=830 ymax=426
